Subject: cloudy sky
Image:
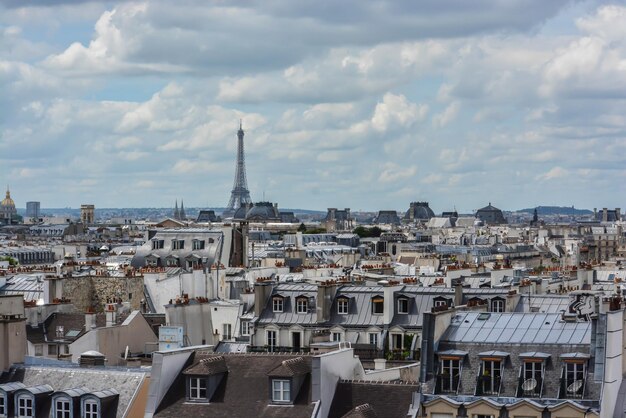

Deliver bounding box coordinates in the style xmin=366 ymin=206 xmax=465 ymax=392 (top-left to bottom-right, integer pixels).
xmin=1 ymin=0 xmax=625 ymax=212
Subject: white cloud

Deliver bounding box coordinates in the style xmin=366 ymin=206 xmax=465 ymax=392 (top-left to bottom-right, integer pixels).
xmin=432 ymin=101 xmax=460 ymax=128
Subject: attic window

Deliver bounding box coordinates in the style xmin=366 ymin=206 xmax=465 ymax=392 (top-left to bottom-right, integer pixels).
xmin=371 ymin=296 xmax=384 ymax=314
xmin=477 ymin=313 xmax=491 ymax=320
xmin=54 ymin=397 xmax=71 ymax=418
xmin=0 ymin=395 xmax=6 ymax=416
xmin=192 ymin=240 xmax=205 ymax=250
xmin=83 ymin=399 xmax=99 ymax=418
xmin=397 ymin=298 xmax=409 ymax=314
xmin=295 ymin=297 xmax=308 ymax=314
xmin=151 ymin=240 xmax=164 ymax=250
xmin=189 ymin=377 xmax=207 ymax=401
xmin=337 ymin=297 xmax=349 ymax=314
xmin=17 ymin=395 xmax=33 ymax=418
xmin=271 ymin=379 xmax=291 ymax=403
xmin=272 ymin=297 xmax=284 ymax=313
xmin=55 ymin=326 xmax=64 ymax=338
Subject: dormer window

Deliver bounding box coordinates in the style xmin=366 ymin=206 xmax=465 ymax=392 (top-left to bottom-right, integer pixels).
xmin=83 ymin=400 xmax=98 ymax=418
xmin=189 ymin=377 xmax=207 ymax=401
xmin=490 ymin=297 xmax=505 ymax=313
xmin=397 ymin=297 xmax=409 ymax=314
xmin=192 ymin=239 xmax=205 ymax=250
xmin=295 ymin=297 xmax=308 ymax=314
xmin=55 ymin=326 xmax=64 ymax=339
xmin=371 ymin=296 xmax=384 ymax=315
xmin=0 ymin=395 xmax=6 ymax=417
xmin=271 ymin=380 xmax=290 ymax=403
xmin=272 ymin=297 xmax=284 ymax=313
xmin=16 ymin=395 xmax=33 ymax=418
xmin=337 ymin=297 xmax=349 ymax=314
xmin=53 ymin=396 xmax=71 ymax=418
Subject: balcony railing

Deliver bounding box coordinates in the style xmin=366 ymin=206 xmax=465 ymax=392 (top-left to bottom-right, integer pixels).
xmin=477 ymin=375 xmax=501 ymax=396
xmin=436 ymin=374 xmax=460 ymax=394
xmin=248 ymin=346 xmax=311 ymax=353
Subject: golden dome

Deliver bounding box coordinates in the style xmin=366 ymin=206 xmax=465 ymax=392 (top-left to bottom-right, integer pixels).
xmin=1 ymin=189 xmax=15 ymax=208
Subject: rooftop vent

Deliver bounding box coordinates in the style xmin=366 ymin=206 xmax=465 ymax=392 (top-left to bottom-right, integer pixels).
xmin=79 ymin=350 xmax=106 ymax=367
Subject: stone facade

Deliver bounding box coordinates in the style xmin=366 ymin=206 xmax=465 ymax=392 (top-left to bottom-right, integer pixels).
xmin=61 ymin=275 xmax=144 ymax=312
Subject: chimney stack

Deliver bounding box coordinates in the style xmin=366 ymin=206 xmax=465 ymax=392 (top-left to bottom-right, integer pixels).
xmin=602 ymin=208 xmax=608 ymax=222
xmin=616 ymin=208 xmax=621 ymax=221
xmin=254 ymin=281 xmax=274 ymax=318
xmin=316 ymin=281 xmax=338 ymax=323
xmin=85 ymin=311 xmax=96 ymax=331
xmin=105 ymin=303 xmax=117 ymax=327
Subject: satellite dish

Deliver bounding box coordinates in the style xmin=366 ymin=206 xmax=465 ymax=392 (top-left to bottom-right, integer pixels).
xmin=522 ymin=378 xmax=537 ymax=392
xmin=567 ymin=380 xmax=583 ymax=393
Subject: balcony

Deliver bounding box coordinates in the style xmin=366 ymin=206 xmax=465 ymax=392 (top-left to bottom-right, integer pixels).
xmin=476 ymin=375 xmax=501 ymax=396
xmin=436 ymin=374 xmax=460 ymax=394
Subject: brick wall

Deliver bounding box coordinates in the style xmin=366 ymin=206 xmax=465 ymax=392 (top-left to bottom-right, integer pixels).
xmin=61 ymin=275 xmax=144 ymax=312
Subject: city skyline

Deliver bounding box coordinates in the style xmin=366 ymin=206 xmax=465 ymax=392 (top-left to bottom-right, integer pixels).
xmin=1 ymin=0 xmax=625 ymax=211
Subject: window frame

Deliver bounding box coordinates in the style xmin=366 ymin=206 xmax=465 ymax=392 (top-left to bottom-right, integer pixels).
xmin=83 ymin=399 xmax=99 ymax=418
xmin=0 ymin=394 xmax=6 ymax=417
xmin=434 ymin=299 xmax=448 ymax=308
xmin=337 ymin=298 xmax=349 ymax=314
xmin=192 ymin=239 xmax=205 ymax=250
xmin=54 ymin=397 xmax=72 ymax=418
xmin=266 ymin=330 xmax=277 ymax=350
xmin=271 ymin=379 xmax=291 ymax=403
xmin=16 ymin=394 xmax=33 ymax=418
xmin=222 ymin=323 xmax=232 ymax=340
xmin=241 ymin=320 xmax=250 ymax=336
xmin=368 ymin=332 xmax=378 ymax=347
xmin=439 ymin=357 xmax=461 ymax=393
xmin=189 ymin=377 xmax=208 ymax=401
xmin=565 ymin=361 xmax=586 ymax=396
xmin=272 ymin=297 xmax=284 ymax=313
xmin=397 ymin=297 xmax=409 ymax=314
xmin=491 ymin=298 xmax=505 ymax=313
xmin=295 ymin=297 xmax=308 ymax=314
xmin=481 ymin=359 xmax=502 ymax=395
xmin=371 ymin=296 xmax=384 ymax=315
xmin=331 ymin=332 xmax=342 ymax=342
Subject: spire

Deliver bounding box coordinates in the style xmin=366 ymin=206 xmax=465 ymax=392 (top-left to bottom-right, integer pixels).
xmin=180 ymin=200 xmax=186 ymax=220
xmin=173 ymin=200 xmax=180 ymax=220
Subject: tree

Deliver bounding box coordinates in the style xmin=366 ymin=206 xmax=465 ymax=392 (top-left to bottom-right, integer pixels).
xmin=297 ymin=222 xmax=307 ymax=232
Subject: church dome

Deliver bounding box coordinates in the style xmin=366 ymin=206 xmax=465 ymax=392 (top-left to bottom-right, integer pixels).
xmin=1 ymin=189 xmax=15 ymax=208
xmin=404 ymin=201 xmax=435 ymax=221
xmin=245 ymin=202 xmax=280 ymax=221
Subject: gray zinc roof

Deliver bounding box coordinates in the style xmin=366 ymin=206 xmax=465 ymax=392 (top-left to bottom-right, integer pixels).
xmin=328 ymin=286 xmax=384 ymax=327
xmin=257 ymin=283 xmax=318 ymax=326
xmin=440 ymin=312 xmax=591 ymax=345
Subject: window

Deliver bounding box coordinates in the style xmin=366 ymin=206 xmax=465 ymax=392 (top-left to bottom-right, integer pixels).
xmin=331 ymin=332 xmax=341 ymax=342
xmin=522 ymin=361 xmax=543 ymax=396
xmin=491 ymin=298 xmax=505 ymax=312
xmin=565 ymin=362 xmax=585 ymax=396
xmin=337 ymin=298 xmax=349 ymax=314
xmin=397 ymin=298 xmax=409 ymax=314
xmin=241 ymin=321 xmax=250 ymax=336
xmin=151 ymin=239 xmax=164 ymax=250
xmin=272 ymin=297 xmax=284 ymax=313
xmin=55 ymin=326 xmax=64 ymax=338
xmin=54 ymin=398 xmax=71 ymax=418
xmin=368 ymin=333 xmax=378 ymax=347
xmin=34 ymin=344 xmax=43 ymax=356
xmin=0 ymin=395 xmax=6 ymax=416
xmin=192 ymin=240 xmax=205 ymax=250
xmin=266 ymin=330 xmax=277 ymax=351
xmin=473 ymin=415 xmax=494 ymax=418
xmin=391 ymin=333 xmax=403 ymax=350
xmin=296 ymin=298 xmax=308 ymax=314
xmin=272 ymin=379 xmax=291 ymax=403
xmin=434 ymin=299 xmax=448 ymax=308
xmin=48 ymin=344 xmax=57 ymax=356
xmin=481 ymin=360 xmax=502 ymax=395
xmin=440 ymin=358 xmax=460 ymax=393
xmin=172 ymin=239 xmax=184 ymax=250
xmin=83 ymin=400 xmax=98 ymax=418
xmin=372 ymin=296 xmax=384 ymax=314
xmin=189 ymin=377 xmax=207 ymax=400
xmin=223 ymin=324 xmax=232 ymax=340
xmin=17 ymin=395 xmax=33 ymax=418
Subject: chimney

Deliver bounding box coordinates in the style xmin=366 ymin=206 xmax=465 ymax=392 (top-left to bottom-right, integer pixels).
xmin=254 ymin=281 xmax=274 ymax=318
xmin=85 ymin=311 xmax=96 ymax=331
xmin=105 ymin=303 xmax=116 ymax=327
xmin=602 ymin=208 xmax=608 ymax=222
xmin=594 ymin=208 xmax=597 ymax=220
xmin=616 ymin=208 xmax=621 ymax=221
xmin=316 ymin=281 xmax=337 ymax=323
xmin=452 ymin=279 xmax=463 ymax=307
xmin=383 ymin=284 xmax=401 ymax=325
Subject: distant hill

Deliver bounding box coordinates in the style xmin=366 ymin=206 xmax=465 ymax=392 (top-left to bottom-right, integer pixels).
xmin=516 ymin=206 xmax=593 ymax=216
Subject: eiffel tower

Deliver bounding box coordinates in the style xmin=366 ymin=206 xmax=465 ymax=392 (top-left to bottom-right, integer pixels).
xmin=224 ymin=121 xmax=252 ymax=216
